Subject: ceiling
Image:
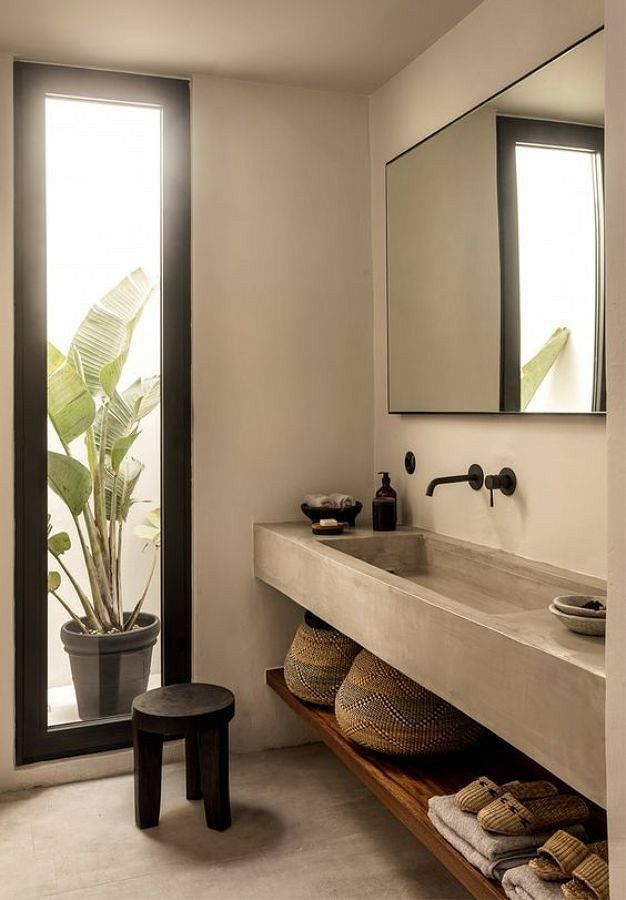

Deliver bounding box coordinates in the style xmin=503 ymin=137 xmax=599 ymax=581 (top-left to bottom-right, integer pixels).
xmin=0 ymin=0 xmax=484 ymax=93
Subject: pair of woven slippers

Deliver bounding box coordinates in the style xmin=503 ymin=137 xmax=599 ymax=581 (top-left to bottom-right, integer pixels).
xmin=529 ymin=830 xmax=609 ymax=899
xmin=455 ymin=776 xmax=590 ymax=835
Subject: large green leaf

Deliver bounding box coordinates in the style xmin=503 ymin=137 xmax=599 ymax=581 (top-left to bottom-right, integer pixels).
xmin=133 ymin=507 xmax=161 ymax=547
xmin=48 ymin=343 xmax=64 ymax=376
xmin=48 ymin=452 xmax=92 ymax=517
xmin=94 ymin=375 xmax=160 ymax=453
xmin=111 ymin=430 xmax=139 ymax=473
xmin=47 ymin=347 xmax=96 ymax=445
xmin=69 ymin=269 xmax=156 ymax=398
xmin=99 ymin=354 xmax=125 ymax=400
xmin=104 ymin=456 xmax=144 ymax=521
xmin=123 ymin=376 xmax=161 ymax=418
xmin=521 ymin=327 xmax=570 ymax=411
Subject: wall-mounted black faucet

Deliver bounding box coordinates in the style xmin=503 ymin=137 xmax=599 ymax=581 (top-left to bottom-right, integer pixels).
xmin=484 ymin=468 xmax=517 ymax=507
xmin=425 ymin=464 xmax=484 ymax=496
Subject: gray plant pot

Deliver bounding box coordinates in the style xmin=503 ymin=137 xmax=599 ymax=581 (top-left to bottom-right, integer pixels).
xmin=60 ymin=613 xmax=160 ymax=720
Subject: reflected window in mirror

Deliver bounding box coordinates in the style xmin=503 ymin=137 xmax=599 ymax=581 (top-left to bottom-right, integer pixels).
xmin=498 ymin=117 xmax=604 ymax=413
xmin=385 ymin=28 xmax=605 ymax=415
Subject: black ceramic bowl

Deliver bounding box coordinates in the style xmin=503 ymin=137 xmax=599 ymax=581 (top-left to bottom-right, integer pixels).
xmin=301 ymin=501 xmax=362 ymax=527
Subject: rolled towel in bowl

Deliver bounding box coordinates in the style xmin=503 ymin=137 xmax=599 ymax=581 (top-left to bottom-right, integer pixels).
xmin=303 ymin=494 xmax=333 ymax=508
xmin=327 ymin=493 xmax=357 ymax=508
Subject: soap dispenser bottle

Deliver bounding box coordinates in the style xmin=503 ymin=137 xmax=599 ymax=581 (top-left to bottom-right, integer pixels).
xmin=372 ymin=472 xmax=397 ymax=531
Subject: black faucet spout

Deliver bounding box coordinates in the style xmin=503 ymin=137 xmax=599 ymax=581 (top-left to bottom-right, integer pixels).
xmin=426 ymin=464 xmax=484 ymax=496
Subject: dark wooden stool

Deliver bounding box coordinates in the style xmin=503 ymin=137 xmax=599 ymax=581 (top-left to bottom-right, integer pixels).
xmin=131 ymin=683 xmax=235 ymax=830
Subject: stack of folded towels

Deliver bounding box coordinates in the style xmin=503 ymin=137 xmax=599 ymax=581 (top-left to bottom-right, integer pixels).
xmin=502 ymin=830 xmax=609 ymax=900
xmin=303 ymin=493 xmax=357 ymax=509
xmin=427 ymin=776 xmax=590 ymax=883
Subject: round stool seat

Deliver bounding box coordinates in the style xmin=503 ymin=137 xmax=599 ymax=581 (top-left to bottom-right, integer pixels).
xmin=133 ymin=683 xmax=235 ymax=735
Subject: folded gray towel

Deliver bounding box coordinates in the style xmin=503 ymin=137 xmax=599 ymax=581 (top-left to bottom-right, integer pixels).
xmin=502 ymin=864 xmax=564 ymax=900
xmin=428 ymin=795 xmax=587 ymax=881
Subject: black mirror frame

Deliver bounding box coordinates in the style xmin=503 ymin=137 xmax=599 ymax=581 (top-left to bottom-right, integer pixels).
xmin=384 ymin=26 xmax=606 ymax=416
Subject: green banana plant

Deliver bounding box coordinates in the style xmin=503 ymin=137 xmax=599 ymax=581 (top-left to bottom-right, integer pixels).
xmin=46 ymin=269 xmax=161 ymax=634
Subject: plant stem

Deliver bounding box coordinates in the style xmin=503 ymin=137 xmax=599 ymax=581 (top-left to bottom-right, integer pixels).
xmin=55 ymin=431 xmax=110 ymax=631
xmin=117 ymin=522 xmax=123 ymax=623
xmin=82 ymin=504 xmax=116 ymax=626
xmin=125 ymin=547 xmax=158 ymax=631
xmin=109 ymin=472 xmax=119 ymax=624
xmin=49 ymin=550 xmax=100 ymax=631
xmin=72 ymin=513 xmax=111 ymax=630
xmin=51 ymin=591 xmax=89 ymax=633
xmin=96 ymin=408 xmax=111 ymax=571
xmin=86 ymin=423 xmax=110 ymax=575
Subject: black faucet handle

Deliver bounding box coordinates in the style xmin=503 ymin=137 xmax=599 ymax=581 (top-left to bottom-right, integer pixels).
xmin=484 ymin=468 xmax=517 ymax=508
xmin=484 ymin=473 xmax=500 ymax=507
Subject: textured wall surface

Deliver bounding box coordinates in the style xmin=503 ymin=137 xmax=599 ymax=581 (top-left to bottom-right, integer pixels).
xmin=191 ymin=74 xmax=373 ymax=752
xmin=370 ymin=0 xmax=606 ymax=577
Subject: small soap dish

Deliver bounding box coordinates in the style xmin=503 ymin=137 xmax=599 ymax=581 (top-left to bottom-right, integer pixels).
xmin=552 ymin=595 xmax=606 ymax=618
xmin=312 ymin=520 xmax=345 ymax=536
xmin=549 ymin=604 xmax=606 ymax=637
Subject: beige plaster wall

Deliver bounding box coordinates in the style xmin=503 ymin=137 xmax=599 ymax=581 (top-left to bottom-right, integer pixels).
xmin=370 ymin=0 xmax=606 ymax=578
xmin=191 ymin=75 xmax=373 ymax=752
xmin=605 ymin=1 xmax=626 ymax=895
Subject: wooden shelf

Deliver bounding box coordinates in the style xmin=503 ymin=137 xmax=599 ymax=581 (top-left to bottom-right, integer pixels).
xmin=267 ymin=668 xmax=606 ymax=900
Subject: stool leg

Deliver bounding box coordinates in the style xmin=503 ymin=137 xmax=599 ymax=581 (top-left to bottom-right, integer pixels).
xmin=197 ymin=724 xmax=231 ymax=831
xmin=185 ymin=731 xmax=202 ymax=800
xmin=133 ymin=728 xmax=163 ymax=829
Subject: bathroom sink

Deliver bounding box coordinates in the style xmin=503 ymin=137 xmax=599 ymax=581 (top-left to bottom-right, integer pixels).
xmin=323 ymin=532 xmax=577 ymax=617
xmin=254 ymin=522 xmax=607 ymax=806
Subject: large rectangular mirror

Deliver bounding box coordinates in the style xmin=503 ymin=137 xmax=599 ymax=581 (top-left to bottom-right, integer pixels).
xmin=386 ymin=29 xmax=605 ymax=414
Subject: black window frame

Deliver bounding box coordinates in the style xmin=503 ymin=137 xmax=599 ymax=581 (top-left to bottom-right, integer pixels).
xmin=14 ymin=62 xmax=192 ymax=764
xmin=497 ymin=115 xmax=606 ymax=413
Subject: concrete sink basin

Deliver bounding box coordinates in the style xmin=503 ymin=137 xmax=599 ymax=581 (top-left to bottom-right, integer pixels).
xmin=325 ymin=532 xmax=559 ymax=617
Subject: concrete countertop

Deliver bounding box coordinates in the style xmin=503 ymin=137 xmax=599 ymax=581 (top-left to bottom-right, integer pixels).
xmin=254 ymin=522 xmax=607 ymax=806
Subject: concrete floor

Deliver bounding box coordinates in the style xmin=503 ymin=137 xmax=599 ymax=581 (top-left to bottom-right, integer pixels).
xmin=0 ymin=743 xmax=470 ymax=900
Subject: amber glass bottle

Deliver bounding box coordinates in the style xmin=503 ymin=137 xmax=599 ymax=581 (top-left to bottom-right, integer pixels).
xmin=372 ymin=472 xmax=397 ymax=531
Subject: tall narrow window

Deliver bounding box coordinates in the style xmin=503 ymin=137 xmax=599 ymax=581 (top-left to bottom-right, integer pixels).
xmin=15 ymin=65 xmax=191 ymax=763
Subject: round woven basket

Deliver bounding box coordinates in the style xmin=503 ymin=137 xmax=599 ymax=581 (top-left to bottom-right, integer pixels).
xmin=284 ymin=613 xmax=361 ymax=707
xmin=335 ymin=650 xmax=483 ymax=756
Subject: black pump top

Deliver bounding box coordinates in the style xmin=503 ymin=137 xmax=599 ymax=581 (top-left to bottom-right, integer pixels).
xmin=376 ymin=471 xmax=396 ymax=498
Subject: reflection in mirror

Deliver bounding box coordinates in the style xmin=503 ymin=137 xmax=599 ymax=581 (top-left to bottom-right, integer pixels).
xmin=386 ymin=30 xmax=605 ymax=414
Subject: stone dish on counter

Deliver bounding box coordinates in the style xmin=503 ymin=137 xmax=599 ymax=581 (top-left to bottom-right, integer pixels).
xmin=549 ymin=604 xmax=606 ymax=637
xmin=553 ymin=595 xmax=606 ymax=618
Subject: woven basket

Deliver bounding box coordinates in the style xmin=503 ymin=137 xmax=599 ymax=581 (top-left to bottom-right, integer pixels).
xmin=284 ymin=612 xmax=361 ymax=707
xmin=335 ymin=650 xmax=483 ymax=756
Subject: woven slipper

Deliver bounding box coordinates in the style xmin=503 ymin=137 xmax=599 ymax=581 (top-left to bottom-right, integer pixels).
xmin=529 ymin=831 xmax=608 ymax=882
xmin=455 ymin=776 xmax=557 ymax=814
xmin=561 ymin=853 xmax=610 ymax=900
xmin=477 ymin=792 xmax=589 ymax=835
